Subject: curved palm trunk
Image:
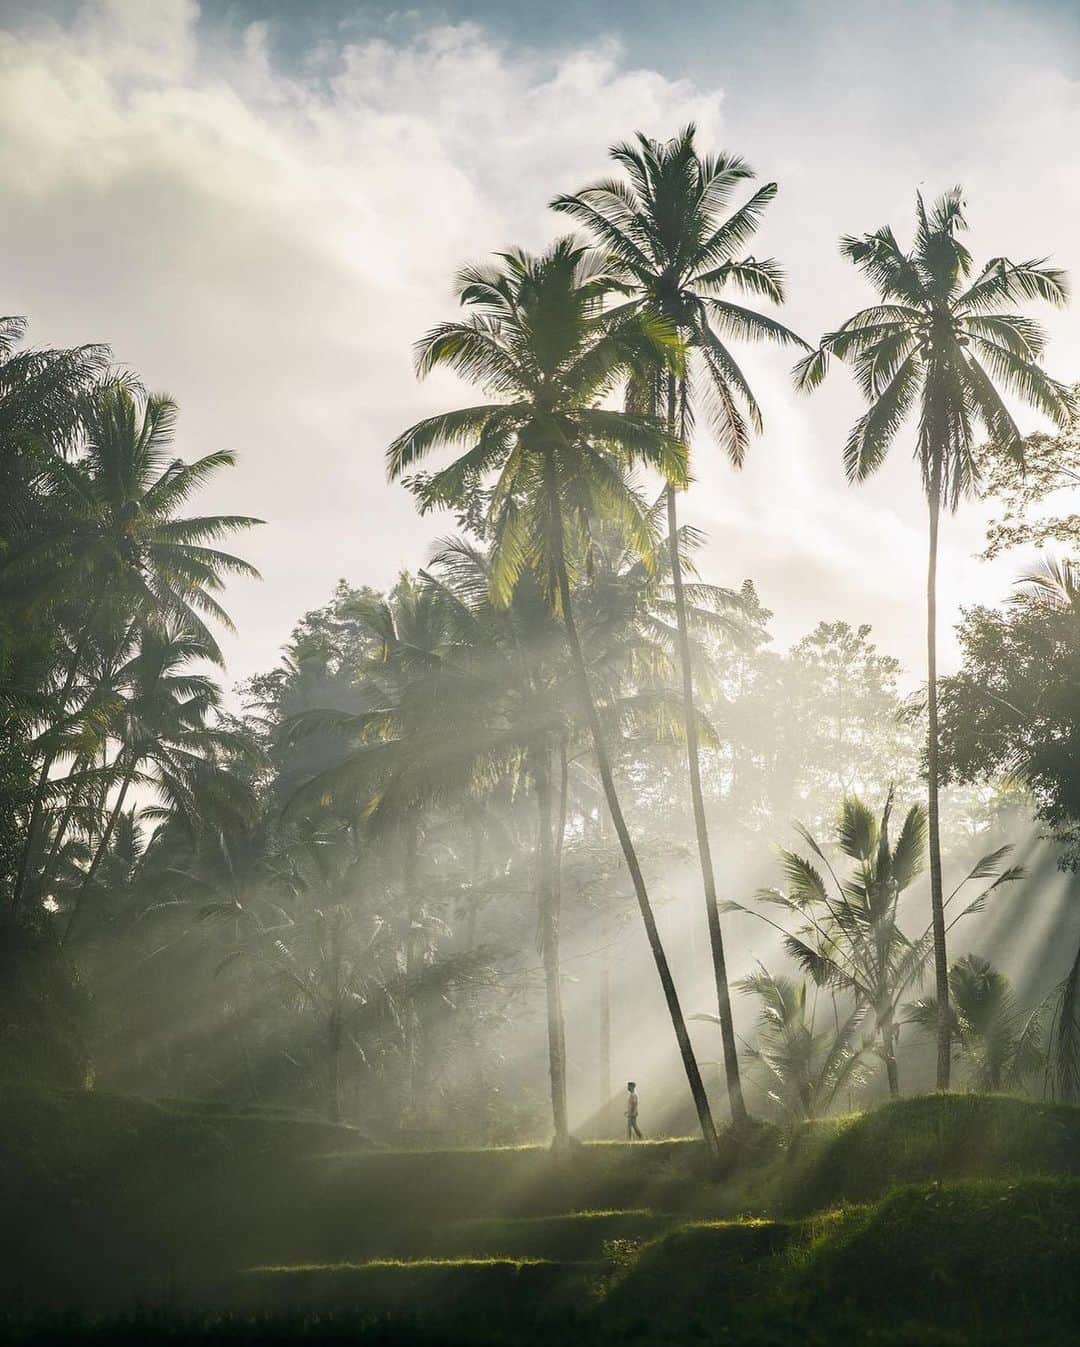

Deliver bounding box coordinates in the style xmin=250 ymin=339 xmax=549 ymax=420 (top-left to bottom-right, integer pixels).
xmin=533 ymin=741 xmax=570 ymax=1154
xmin=665 ymin=478 xmax=748 ymax=1131
xmin=926 ymin=480 xmax=951 ymax=1089
xmin=553 ymin=547 xmax=721 ymax=1156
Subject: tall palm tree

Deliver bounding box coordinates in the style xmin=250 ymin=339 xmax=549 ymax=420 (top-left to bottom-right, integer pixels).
xmin=13 ymin=386 xmax=261 ymax=914
xmin=387 ymin=238 xmax=724 ymax=1153
xmin=794 ymin=189 xmax=1071 ymax=1087
xmin=553 ymin=128 xmax=805 ymax=1126
xmin=280 ymin=573 xmax=553 ymax=1131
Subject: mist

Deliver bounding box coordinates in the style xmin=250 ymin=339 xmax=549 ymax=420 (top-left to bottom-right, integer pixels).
xmin=5 ymin=2 xmax=1080 ymax=1344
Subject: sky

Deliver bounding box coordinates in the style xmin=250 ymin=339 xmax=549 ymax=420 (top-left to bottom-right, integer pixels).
xmin=3 ymin=0 xmax=1080 ymax=691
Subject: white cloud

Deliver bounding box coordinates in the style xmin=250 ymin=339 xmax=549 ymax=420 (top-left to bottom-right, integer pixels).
xmin=1 ymin=0 xmax=1077 ymax=689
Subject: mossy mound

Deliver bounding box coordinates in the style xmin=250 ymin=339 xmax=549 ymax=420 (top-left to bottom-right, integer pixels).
xmin=601 ymin=1177 xmax=1080 ymax=1344
xmin=721 ymin=1092 xmax=1080 ymax=1216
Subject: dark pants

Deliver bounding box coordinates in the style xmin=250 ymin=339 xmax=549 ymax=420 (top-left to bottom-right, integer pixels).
xmin=627 ymin=1116 xmax=642 ymax=1140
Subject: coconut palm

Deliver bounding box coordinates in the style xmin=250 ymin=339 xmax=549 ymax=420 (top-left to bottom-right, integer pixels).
xmin=553 ymin=127 xmax=805 ymax=1127
xmin=794 ymin=189 xmax=1071 ymax=1087
xmin=907 ymin=953 xmax=1045 ymax=1093
xmin=1 ymin=318 xmax=109 ymax=906
xmin=386 ymin=237 xmax=724 ymax=1153
xmin=62 ymin=623 xmax=244 ymax=944
xmin=13 ymin=386 xmax=261 ymax=914
xmin=728 ymin=791 xmax=1023 ymax=1096
xmin=717 ymin=966 xmax=870 ymax=1121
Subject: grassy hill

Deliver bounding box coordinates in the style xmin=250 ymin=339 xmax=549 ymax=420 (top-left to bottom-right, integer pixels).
xmin=3 ymin=1088 xmax=1079 ymax=1343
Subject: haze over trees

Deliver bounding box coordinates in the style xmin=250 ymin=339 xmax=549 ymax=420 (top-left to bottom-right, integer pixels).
xmin=3 ymin=133 xmax=1078 ymax=1168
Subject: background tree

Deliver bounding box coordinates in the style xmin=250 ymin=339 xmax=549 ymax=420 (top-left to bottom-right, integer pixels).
xmin=703 ymin=966 xmax=870 ymax=1121
xmin=727 ymin=792 xmax=1022 ymax=1096
xmin=907 ymin=953 xmax=1045 ymax=1093
xmin=938 ymin=557 xmax=1080 ymax=1101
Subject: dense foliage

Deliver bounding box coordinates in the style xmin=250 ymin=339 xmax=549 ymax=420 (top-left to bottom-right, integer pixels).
xmin=2 ymin=129 xmax=1078 ymax=1160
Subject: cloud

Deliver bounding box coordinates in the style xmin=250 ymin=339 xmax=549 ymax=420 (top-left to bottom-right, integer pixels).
xmin=0 ymin=2 xmax=730 ymax=683
xmin=1 ymin=0 xmax=1077 ymax=690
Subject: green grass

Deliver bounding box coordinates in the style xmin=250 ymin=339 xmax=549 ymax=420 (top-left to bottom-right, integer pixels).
xmin=601 ymin=1177 xmax=1080 ymax=1343
xmin=5 ymin=1088 xmax=1080 ymax=1342
xmin=760 ymin=1093 xmax=1080 ymax=1214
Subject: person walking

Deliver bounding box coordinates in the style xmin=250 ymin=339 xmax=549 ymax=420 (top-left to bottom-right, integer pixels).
xmin=626 ymin=1081 xmax=643 ymax=1140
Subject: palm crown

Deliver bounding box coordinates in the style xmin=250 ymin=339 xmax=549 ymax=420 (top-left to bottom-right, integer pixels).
xmin=46 ymin=387 xmax=262 ymax=659
xmin=795 ymin=188 xmax=1073 ymax=502
xmin=552 ymin=125 xmax=805 ymax=459
xmin=387 ymin=237 xmax=687 ymax=607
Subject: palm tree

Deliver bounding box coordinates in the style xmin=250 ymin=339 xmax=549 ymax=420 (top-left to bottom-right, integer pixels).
xmin=907 ymin=954 xmax=1045 ymax=1093
xmin=794 ymin=190 xmax=1071 ymax=1087
xmin=13 ymin=386 xmax=261 ymax=914
xmin=1 ymin=318 xmax=108 ymax=905
xmin=62 ymin=623 xmax=242 ymax=944
xmin=553 ymin=128 xmax=805 ymax=1127
xmin=387 ymin=238 xmax=724 ymax=1154
xmin=727 ymin=792 xmax=1022 ymax=1096
xmin=708 ymin=965 xmax=870 ymax=1121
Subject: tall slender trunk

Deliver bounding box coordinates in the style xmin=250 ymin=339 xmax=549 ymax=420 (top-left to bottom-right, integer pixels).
xmin=880 ymin=1008 xmax=900 ymax=1098
xmin=595 ymin=803 xmax=613 ymax=1125
xmin=402 ymin=817 xmax=423 ymax=1124
xmin=552 ymin=531 xmax=720 ymax=1156
xmin=926 ymin=476 xmax=951 ymax=1089
xmin=327 ymin=1006 xmax=343 ymax=1124
xmin=534 ymin=741 xmax=570 ymax=1153
xmin=600 ymin=907 xmax=613 ymax=1120
xmin=664 ymin=377 xmax=747 ymax=1130
xmin=665 ymin=507 xmax=747 ymax=1129
xmin=464 ymin=819 xmax=481 ymax=951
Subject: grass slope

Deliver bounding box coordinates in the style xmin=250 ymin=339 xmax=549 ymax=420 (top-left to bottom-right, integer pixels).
xmin=4 ymin=1088 xmax=1080 ymax=1343
xmin=603 ymin=1177 xmax=1080 ymax=1344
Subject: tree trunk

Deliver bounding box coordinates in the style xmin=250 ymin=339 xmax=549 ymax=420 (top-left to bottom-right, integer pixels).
xmin=664 ymin=450 xmax=748 ymax=1130
xmin=553 ymin=543 xmax=721 ymax=1157
xmin=62 ymin=760 xmax=135 ymax=945
xmin=465 ymin=818 xmax=481 ymax=951
xmin=926 ymin=478 xmax=951 ymax=1090
xmin=402 ymin=818 xmax=423 ymax=1125
xmin=881 ymin=1009 xmax=900 ymax=1098
xmin=533 ymin=742 xmax=570 ymax=1154
xmin=600 ymin=910 xmax=612 ymax=1121
xmin=595 ymin=803 xmax=614 ymax=1127
xmin=327 ymin=1008 xmax=343 ymax=1124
